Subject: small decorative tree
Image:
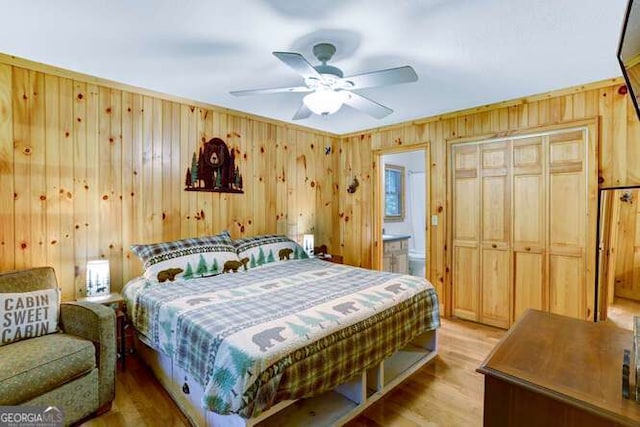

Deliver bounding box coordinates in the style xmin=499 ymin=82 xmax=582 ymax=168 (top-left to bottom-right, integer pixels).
xmin=210 ymin=258 xmax=219 ymax=275
xmin=256 ymin=247 xmax=266 ymax=266
xmin=183 ymin=262 xmax=194 ymax=279
xmin=318 ymin=311 xmax=341 ymax=325
xmin=228 ymin=346 xmax=254 ymax=377
xmin=234 ymin=166 xmax=240 ymax=189
xmin=213 ymin=367 xmax=237 ymax=397
xmin=286 ymin=321 xmax=310 ymax=340
xmin=196 ymin=254 xmax=208 ymax=277
xmin=191 ymin=152 xmax=198 ymax=188
xmin=185 ymin=168 xmax=192 ymax=188
xmin=298 ymin=314 xmax=324 ymax=329
xmin=356 ymin=298 xmax=376 ymax=310
xmin=266 ymin=249 xmax=275 ymax=263
xmin=197 ymin=147 xmax=205 ymax=188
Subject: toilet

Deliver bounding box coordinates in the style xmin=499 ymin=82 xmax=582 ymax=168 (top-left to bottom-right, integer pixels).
xmin=408 ymin=250 xmax=426 ymax=278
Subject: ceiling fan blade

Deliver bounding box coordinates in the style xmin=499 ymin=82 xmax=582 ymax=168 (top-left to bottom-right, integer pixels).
xmin=292 ymin=103 xmax=312 ymax=120
xmin=344 ymin=66 xmax=418 ymax=90
xmin=230 ymin=86 xmax=312 ymax=96
xmin=273 ymin=52 xmax=323 ymax=81
xmin=343 ymin=92 xmax=393 ymax=119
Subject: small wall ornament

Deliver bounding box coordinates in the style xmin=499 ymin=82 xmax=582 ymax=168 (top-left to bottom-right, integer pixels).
xmin=184 ymin=137 xmax=244 ymax=193
xmin=347 ymin=177 xmax=359 ymax=194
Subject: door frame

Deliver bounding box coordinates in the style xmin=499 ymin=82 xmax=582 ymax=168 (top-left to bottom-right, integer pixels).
xmin=373 ymin=144 xmax=431 ymax=279
xmin=595 ymin=185 xmax=640 ymax=321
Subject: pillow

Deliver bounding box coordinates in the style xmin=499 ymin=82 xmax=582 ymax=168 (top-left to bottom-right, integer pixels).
xmin=234 ymin=234 xmax=308 ymax=270
xmin=0 ymin=288 xmax=60 ymax=346
xmin=131 ymin=231 xmax=240 ymax=282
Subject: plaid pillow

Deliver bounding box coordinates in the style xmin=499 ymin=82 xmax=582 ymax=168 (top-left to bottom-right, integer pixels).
xmin=234 ymin=234 xmax=308 ymax=270
xmin=131 ymin=231 xmax=240 ymax=282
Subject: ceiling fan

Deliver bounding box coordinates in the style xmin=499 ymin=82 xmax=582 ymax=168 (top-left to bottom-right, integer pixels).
xmin=230 ymin=43 xmax=418 ymax=120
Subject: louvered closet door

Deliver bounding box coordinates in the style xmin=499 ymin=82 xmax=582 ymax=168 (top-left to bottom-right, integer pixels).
xmin=452 ymin=145 xmax=480 ymax=322
xmin=547 ymin=130 xmax=587 ymax=318
xmin=479 ymin=142 xmax=511 ymax=328
xmin=512 ymin=137 xmax=545 ymax=322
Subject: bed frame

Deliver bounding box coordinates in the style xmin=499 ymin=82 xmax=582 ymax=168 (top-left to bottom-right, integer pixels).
xmin=135 ymin=329 xmax=438 ymax=426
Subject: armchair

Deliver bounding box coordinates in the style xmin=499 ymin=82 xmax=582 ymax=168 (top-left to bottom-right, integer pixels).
xmin=0 ymin=267 xmax=116 ymax=425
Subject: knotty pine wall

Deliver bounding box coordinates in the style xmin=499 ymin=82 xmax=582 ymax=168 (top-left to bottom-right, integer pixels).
xmin=0 ymin=59 xmax=339 ymax=300
xmin=2 ymin=52 xmax=639 ymax=315
xmin=335 ymin=78 xmax=640 ymax=316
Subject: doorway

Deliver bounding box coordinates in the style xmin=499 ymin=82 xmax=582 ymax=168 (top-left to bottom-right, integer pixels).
xmin=375 ymin=147 xmax=429 ymax=278
xmin=596 ymin=186 xmax=640 ymax=322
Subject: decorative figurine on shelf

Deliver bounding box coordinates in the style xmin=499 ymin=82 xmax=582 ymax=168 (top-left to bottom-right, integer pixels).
xmin=185 ymin=137 xmax=244 ymax=193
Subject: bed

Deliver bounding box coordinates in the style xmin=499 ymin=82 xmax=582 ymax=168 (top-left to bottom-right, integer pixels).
xmin=124 ymin=239 xmax=440 ymax=426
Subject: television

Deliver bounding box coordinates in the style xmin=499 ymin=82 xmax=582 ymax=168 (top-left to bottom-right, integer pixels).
xmin=618 ymin=0 xmax=640 ymax=121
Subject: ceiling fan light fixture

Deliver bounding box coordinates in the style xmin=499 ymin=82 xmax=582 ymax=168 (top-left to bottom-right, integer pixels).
xmin=303 ymin=90 xmax=349 ymax=116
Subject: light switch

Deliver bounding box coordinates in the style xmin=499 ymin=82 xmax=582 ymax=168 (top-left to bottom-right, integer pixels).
xmin=431 ymin=215 xmax=438 ymax=226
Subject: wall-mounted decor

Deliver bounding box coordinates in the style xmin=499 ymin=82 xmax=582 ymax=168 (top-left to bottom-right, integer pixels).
xmin=347 ymin=177 xmax=359 ymax=194
xmin=185 ymin=137 xmax=244 ymax=193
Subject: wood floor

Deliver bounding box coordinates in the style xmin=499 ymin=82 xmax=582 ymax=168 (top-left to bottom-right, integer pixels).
xmin=606 ymin=297 xmax=640 ymax=330
xmin=345 ymin=319 xmax=504 ymax=427
xmin=83 ymin=318 xmax=504 ymax=427
xmin=83 ymin=300 xmax=640 ymax=426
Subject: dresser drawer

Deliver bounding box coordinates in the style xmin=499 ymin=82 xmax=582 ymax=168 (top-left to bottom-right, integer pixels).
xmin=384 ymin=239 xmax=408 ymax=253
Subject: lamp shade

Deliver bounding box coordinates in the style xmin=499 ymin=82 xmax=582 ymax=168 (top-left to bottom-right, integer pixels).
xmin=302 ymin=234 xmax=315 ymax=256
xmin=303 ymin=90 xmax=349 ymax=116
xmin=86 ymin=260 xmax=110 ymax=298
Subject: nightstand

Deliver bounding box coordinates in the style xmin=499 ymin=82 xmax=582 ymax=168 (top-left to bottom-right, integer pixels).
xmin=313 ymin=244 xmax=343 ymax=264
xmin=317 ymin=253 xmax=344 ymax=264
xmin=78 ymin=292 xmax=129 ymax=370
xmin=326 ymin=255 xmax=344 ymax=264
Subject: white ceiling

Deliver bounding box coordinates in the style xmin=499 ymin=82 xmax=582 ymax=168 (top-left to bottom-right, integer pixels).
xmin=0 ymin=0 xmax=630 ymax=134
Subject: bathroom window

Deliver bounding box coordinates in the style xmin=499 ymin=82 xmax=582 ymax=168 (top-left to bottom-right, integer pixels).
xmin=384 ymin=164 xmax=405 ymax=221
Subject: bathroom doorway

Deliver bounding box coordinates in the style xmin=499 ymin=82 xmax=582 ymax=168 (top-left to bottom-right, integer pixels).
xmin=375 ymin=146 xmax=429 ymax=278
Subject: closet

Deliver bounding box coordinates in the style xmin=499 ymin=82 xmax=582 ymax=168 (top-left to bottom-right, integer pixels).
xmin=450 ymin=126 xmax=595 ymax=328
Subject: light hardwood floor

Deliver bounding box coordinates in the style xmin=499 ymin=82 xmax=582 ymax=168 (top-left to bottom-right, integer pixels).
xmin=83 ymin=302 xmax=640 ymax=427
xmin=606 ymin=297 xmax=640 ymax=330
xmin=84 ymin=318 xmax=504 ymax=427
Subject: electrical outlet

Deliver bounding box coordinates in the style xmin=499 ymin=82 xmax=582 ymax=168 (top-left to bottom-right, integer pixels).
xmin=431 ymin=215 xmax=438 ymax=226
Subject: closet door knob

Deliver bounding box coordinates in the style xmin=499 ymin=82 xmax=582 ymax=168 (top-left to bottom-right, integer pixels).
xmin=491 ymin=244 xmax=497 ymax=249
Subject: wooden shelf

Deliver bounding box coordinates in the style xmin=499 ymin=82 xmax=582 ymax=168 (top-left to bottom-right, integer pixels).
xmin=256 ymin=390 xmax=359 ymax=427
xmin=258 ymin=332 xmax=437 ymax=426
xmin=137 ymin=329 xmax=437 ymax=427
xmin=383 ymin=343 xmax=435 ymax=390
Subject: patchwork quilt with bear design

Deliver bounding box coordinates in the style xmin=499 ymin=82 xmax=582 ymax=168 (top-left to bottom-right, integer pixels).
xmin=123 ymin=258 xmax=440 ymax=418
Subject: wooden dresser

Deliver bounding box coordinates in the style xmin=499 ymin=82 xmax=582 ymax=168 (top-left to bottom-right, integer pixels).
xmin=477 ymin=310 xmax=640 ymax=426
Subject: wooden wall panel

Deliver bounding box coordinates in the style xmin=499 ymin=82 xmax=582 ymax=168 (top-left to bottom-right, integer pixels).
xmin=12 ymin=69 xmax=34 ymax=270
xmin=0 ymin=59 xmax=339 ymax=299
xmin=58 ymin=78 xmax=75 ymax=297
xmin=3 ymin=51 xmax=638 ymax=316
xmin=0 ymin=65 xmax=13 ymax=269
xmin=338 ymin=78 xmax=640 ymax=316
xmin=44 ymin=74 xmax=61 ymax=296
